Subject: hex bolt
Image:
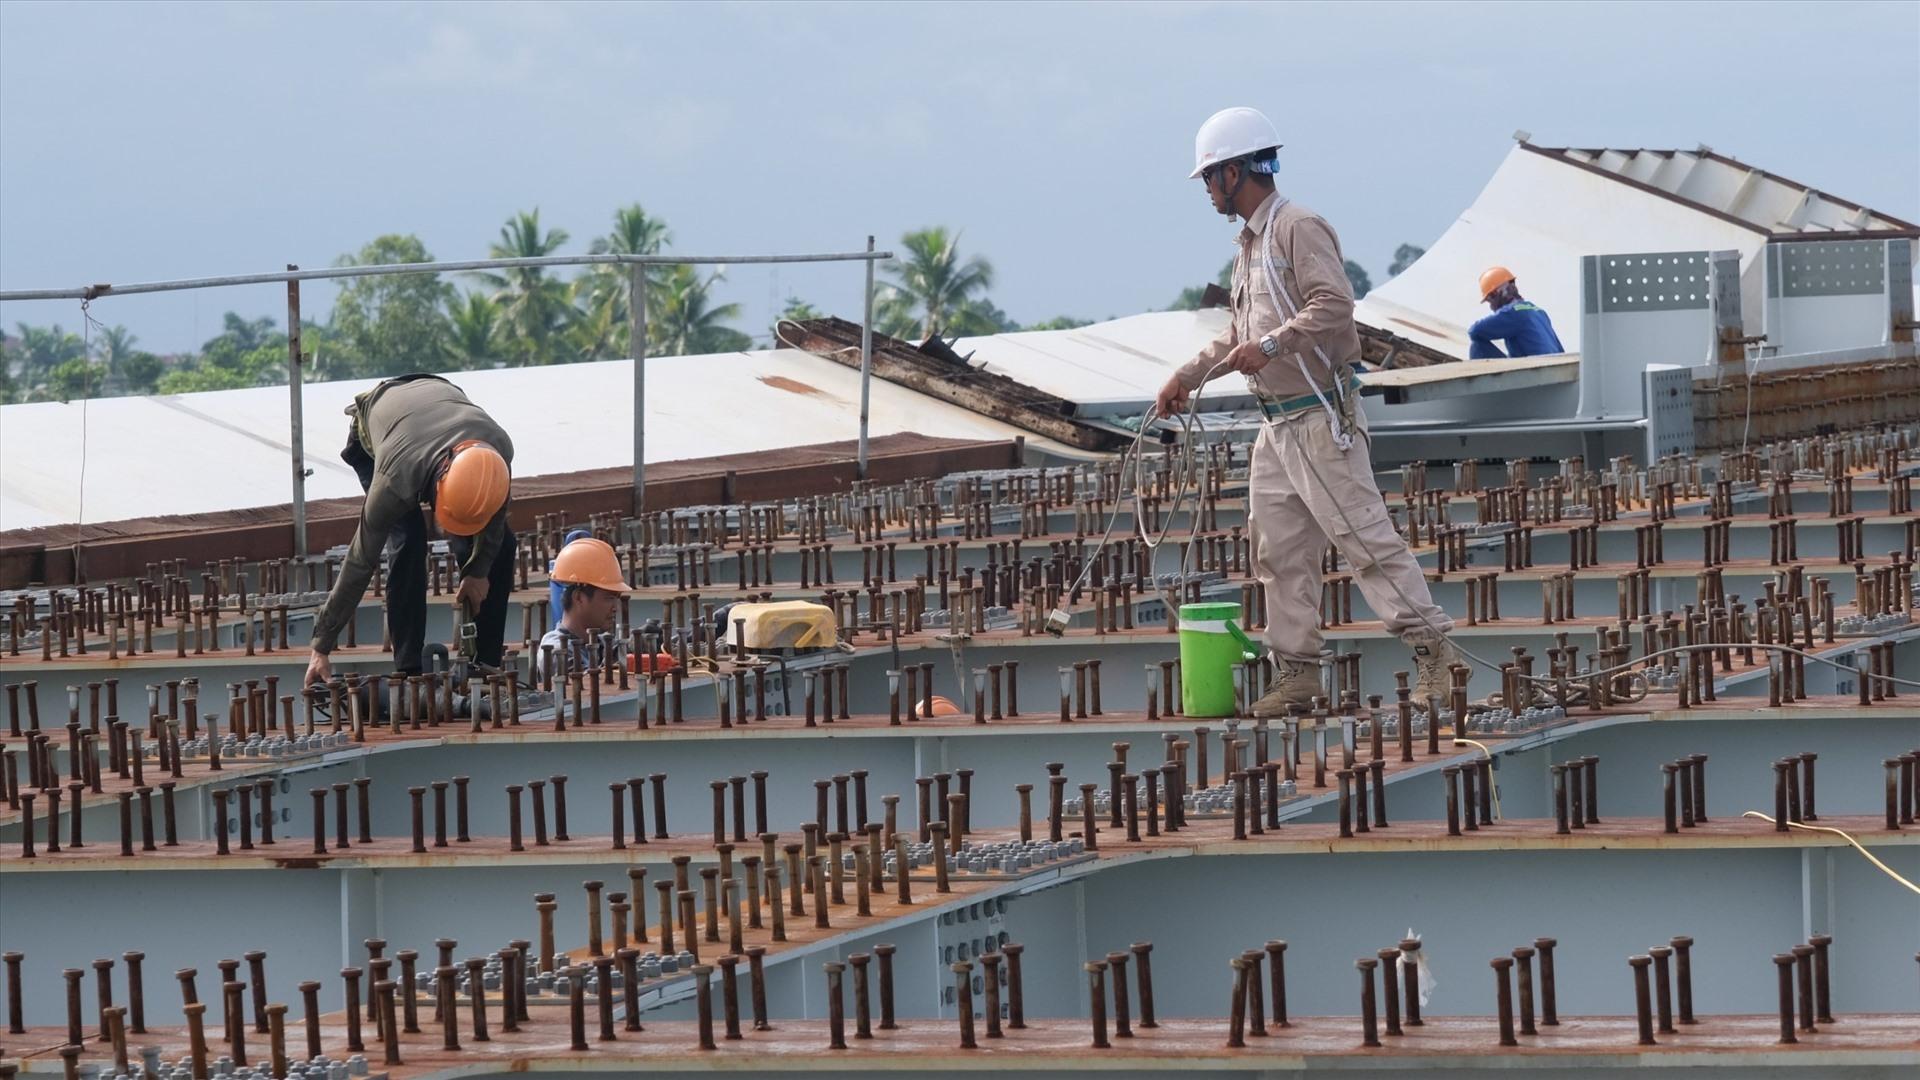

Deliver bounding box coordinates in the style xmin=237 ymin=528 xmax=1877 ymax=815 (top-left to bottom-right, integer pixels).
xmin=1490 ymin=956 xmax=1516 ymax=1047
xmin=373 ymin=984 xmax=399 ymax=1066
xmin=1533 ymin=937 xmax=1557 ymax=1026
xmin=355 ymin=776 xmax=373 ymax=843
xmin=409 ymin=787 xmax=427 ymax=852
xmin=182 ymin=1003 xmax=208 ymax=1080
xmin=952 ymin=961 xmax=978 ymax=1049
xmin=116 ymin=951 xmax=144 ymax=1035
xmin=566 ymin=964 xmax=588 ymax=1052
xmin=395 ymin=952 xmax=420 ymax=1034
xmin=1773 ymin=953 xmax=1797 ymax=1044
xmin=823 ymin=961 xmax=847 ymax=1050
xmin=1377 ymin=947 xmax=1403 ymax=1036
xmin=91 ymin=957 xmax=115 ymax=1042
xmin=1084 ymin=960 xmax=1111 ymax=1049
xmin=1644 ymin=944 xmax=1674 ymax=1034
xmin=1792 ymin=944 xmax=1816 ymax=1032
xmin=1665 ymin=763 xmax=1681 ymax=834
xmin=296 ymin=980 xmax=323 ymax=1059
xmin=341 ymin=967 xmax=366 ymax=1053
xmin=1809 ymin=933 xmax=1834 ymax=1024
xmin=1630 ymin=955 xmax=1656 ymax=1046
xmin=715 ymin=955 xmax=741 ymax=1041
xmin=619 ymin=947 xmax=643 ymax=1033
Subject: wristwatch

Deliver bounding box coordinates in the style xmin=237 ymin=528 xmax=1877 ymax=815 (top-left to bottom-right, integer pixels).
xmin=1258 ymin=335 xmax=1279 ymax=358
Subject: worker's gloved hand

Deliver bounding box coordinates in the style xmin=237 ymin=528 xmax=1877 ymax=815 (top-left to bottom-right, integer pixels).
xmin=1154 ymin=376 xmax=1190 ymax=418
xmin=454 ymin=575 xmax=490 ymax=612
xmin=304 ymin=649 xmax=334 ymax=689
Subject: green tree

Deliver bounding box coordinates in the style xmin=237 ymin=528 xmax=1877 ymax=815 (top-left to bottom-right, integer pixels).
xmin=477 ymin=209 xmax=575 ymax=365
xmin=575 ymin=204 xmax=674 ymax=359
xmin=881 ymin=227 xmax=994 ymax=339
xmin=330 ymin=234 xmax=457 ymax=378
xmin=1344 ymin=260 xmax=1373 ymax=299
xmin=1167 ymin=260 xmax=1235 ymax=311
xmin=11 ymin=323 xmax=87 ymax=392
xmin=1388 ymin=243 xmax=1426 ymax=277
xmin=0 ymin=327 xmax=16 ymax=403
xmin=649 ymin=264 xmax=749 ymax=356
xmin=949 ymin=297 xmax=1019 ymax=336
xmin=445 ymin=292 xmax=504 ymax=369
xmin=92 ymin=324 xmax=140 ymax=391
xmin=779 ymin=297 xmax=822 ymax=323
xmin=45 ymin=356 xmax=102 ymax=401
xmin=157 ymin=312 xmax=287 ymax=394
xmin=1025 ymin=315 xmax=1090 ymax=331
xmin=117 ymin=351 xmax=164 ymax=395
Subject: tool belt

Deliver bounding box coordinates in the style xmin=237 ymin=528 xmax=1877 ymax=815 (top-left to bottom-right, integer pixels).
xmin=1255 ymin=370 xmax=1362 ymax=421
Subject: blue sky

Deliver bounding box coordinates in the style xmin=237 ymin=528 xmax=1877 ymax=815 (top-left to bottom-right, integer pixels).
xmin=2 ymin=0 xmax=1915 ymax=354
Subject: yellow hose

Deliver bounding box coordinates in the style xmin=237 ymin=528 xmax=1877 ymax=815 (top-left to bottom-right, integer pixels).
xmin=1741 ymin=812 xmax=1919 ymax=895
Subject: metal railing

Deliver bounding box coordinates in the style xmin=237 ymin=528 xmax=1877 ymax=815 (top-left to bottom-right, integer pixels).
xmin=0 ymin=244 xmax=892 ymax=555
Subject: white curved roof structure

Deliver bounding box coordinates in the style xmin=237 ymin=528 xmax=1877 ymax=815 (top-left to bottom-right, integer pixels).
xmin=1355 ymin=141 xmax=1917 ymax=359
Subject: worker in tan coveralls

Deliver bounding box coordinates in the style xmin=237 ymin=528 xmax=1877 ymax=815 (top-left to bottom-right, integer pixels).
xmin=1156 ymin=106 xmax=1462 ymax=715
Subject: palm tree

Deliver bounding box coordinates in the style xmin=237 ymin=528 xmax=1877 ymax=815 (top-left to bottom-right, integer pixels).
xmin=93 ymin=325 xmax=138 ymax=389
xmin=649 ymin=265 xmax=749 ymax=356
xmin=881 ymin=227 xmax=994 ymax=340
xmin=13 ymin=322 xmax=87 ymax=388
xmin=576 ymin=204 xmax=673 ymax=358
xmin=444 ymin=293 xmax=503 ymax=369
xmin=476 ymin=209 xmax=575 ymax=365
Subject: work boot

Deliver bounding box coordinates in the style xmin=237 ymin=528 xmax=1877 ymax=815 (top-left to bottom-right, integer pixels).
xmin=1250 ymin=657 xmax=1322 ymax=718
xmin=1403 ymin=628 xmax=1463 ymax=704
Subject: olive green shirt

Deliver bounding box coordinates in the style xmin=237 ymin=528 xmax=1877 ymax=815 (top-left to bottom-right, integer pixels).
xmin=310 ymin=376 xmax=513 ymax=655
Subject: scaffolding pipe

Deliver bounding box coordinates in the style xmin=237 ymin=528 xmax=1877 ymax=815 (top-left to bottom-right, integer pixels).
xmin=285 ymin=266 xmax=308 ymax=558
xmin=858 ymin=235 xmax=876 ymax=480
xmin=631 ymin=263 xmax=649 ymax=518
xmin=0 ymin=251 xmax=890 ymax=303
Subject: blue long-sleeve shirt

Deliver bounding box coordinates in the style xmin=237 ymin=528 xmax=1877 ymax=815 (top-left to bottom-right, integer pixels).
xmin=1468 ymin=300 xmax=1564 ymax=359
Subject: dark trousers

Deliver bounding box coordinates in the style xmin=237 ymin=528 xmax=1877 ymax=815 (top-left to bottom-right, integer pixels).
xmin=344 ymin=429 xmax=516 ymax=674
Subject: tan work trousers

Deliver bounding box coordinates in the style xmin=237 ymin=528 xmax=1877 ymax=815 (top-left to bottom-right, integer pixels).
xmin=1246 ymin=401 xmax=1453 ymax=662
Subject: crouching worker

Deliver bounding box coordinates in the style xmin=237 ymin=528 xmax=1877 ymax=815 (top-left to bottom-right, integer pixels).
xmin=538 ymin=537 xmax=631 ymax=681
xmin=304 ymin=373 xmax=515 ymax=689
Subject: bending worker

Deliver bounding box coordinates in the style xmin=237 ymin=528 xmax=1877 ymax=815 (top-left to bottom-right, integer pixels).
xmin=1468 ymin=266 xmax=1564 ymax=359
xmin=538 ymin=536 xmax=630 ymax=681
xmin=304 ymin=373 xmax=516 ymax=688
xmin=1155 ymin=106 xmax=1463 ymax=715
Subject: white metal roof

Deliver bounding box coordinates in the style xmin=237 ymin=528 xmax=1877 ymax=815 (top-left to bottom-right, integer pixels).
xmin=1353 ymin=144 xmax=1774 ymax=359
xmin=0 ymin=348 xmax=1082 ymax=532
xmin=1537 ymin=145 xmax=1916 ymax=236
xmin=951 ymin=309 xmax=1230 ymax=414
xmin=1356 ymin=143 xmax=1917 ymax=360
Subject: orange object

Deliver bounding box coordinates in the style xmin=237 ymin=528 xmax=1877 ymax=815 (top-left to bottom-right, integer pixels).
xmin=1478 ymin=266 xmax=1516 ymax=301
xmin=628 ymin=652 xmax=680 ymax=675
xmin=434 ymin=440 xmax=511 ymax=536
xmin=551 ymin=537 xmax=630 ymax=592
xmin=927 ymin=695 xmax=962 ymax=717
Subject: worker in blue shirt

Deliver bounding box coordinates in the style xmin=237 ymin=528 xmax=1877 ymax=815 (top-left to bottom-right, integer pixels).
xmin=1468 ymin=266 xmax=1564 ymax=359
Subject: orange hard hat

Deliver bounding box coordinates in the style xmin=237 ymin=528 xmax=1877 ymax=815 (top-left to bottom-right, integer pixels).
xmin=434 ymin=440 xmax=510 ymax=536
xmin=551 ymin=537 xmax=630 ymax=593
xmin=927 ymin=695 xmax=962 ymax=717
xmin=1478 ymin=266 xmax=1516 ymax=301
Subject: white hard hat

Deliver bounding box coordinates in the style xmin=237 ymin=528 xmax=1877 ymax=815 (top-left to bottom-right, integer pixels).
xmin=1190 ymin=107 xmax=1283 ymax=179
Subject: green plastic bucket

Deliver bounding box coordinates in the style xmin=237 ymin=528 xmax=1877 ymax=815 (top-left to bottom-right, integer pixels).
xmin=1179 ymin=601 xmax=1260 ymax=718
